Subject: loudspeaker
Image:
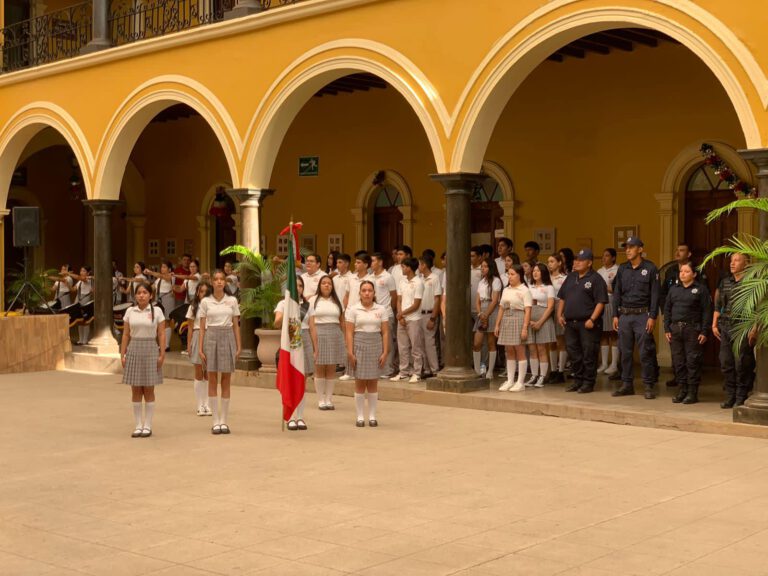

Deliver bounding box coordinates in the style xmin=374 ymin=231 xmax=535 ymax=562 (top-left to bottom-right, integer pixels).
xmin=12 ymin=206 xmax=40 ymax=247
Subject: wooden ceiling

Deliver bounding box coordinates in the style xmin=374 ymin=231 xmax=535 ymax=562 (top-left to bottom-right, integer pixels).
xmin=314 ymin=73 xmax=388 ymax=97
xmin=548 ymin=27 xmax=679 ymax=62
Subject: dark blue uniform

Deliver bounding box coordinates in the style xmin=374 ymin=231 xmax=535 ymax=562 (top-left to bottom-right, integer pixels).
xmin=557 ymin=269 xmax=608 ymax=393
xmin=716 ymin=275 xmax=756 ymax=406
xmin=613 ymin=259 xmax=660 ymax=394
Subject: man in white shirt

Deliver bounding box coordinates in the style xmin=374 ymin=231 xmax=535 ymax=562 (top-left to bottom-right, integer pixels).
xmin=494 ymin=237 xmax=514 ymax=279
xmin=345 ymin=253 xmax=374 ymax=309
xmin=372 ymin=252 xmax=398 ymax=377
xmin=391 ymin=244 xmax=412 ymax=295
xmin=392 ymin=258 xmax=425 ymax=383
xmin=332 ymin=253 xmax=353 ymax=305
xmin=470 ymin=246 xmax=483 ymax=319
xmin=418 ymin=256 xmax=442 ymax=377
xmin=300 ymin=254 xmax=324 ymax=298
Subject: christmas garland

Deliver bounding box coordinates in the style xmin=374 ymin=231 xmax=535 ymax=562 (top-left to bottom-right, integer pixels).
xmin=699 ymin=143 xmax=756 ymax=197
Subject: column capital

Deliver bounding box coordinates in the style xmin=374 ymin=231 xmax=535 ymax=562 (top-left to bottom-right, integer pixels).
xmin=226 ymin=188 xmax=274 ymax=208
xmin=430 ymin=172 xmax=485 ymax=194
xmin=83 ymin=199 xmax=120 ymax=216
xmin=739 ymin=148 xmax=768 ymax=173
xmin=0 ymin=209 xmax=9 ymax=218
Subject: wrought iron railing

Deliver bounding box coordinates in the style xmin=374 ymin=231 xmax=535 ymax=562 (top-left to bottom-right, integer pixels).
xmin=0 ymin=2 xmax=92 ymax=73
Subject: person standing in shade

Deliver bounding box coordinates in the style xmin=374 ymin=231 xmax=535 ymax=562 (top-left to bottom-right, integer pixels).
xmin=186 ymin=280 xmax=213 ymax=416
xmin=73 ymin=266 xmax=94 ymax=345
xmin=121 ymin=281 xmax=165 ymax=438
xmin=173 ymin=253 xmax=192 ymax=311
xmin=300 ymin=254 xmax=324 ymax=299
xmin=663 ymin=262 xmax=711 ymax=405
xmin=473 ymin=257 xmax=502 ymax=378
xmin=143 ymin=261 xmax=175 ymax=352
xmin=494 ymin=265 xmax=532 ymax=392
xmin=391 ymin=257 xmax=424 ymax=383
xmin=596 ymin=248 xmax=619 ymax=375
xmin=346 ymin=280 xmax=390 ymax=427
xmin=713 ymin=253 xmax=757 ymax=408
xmin=418 ymin=255 xmax=442 ymax=378
xmin=340 ymin=253 xmax=373 ymax=382
xmin=557 ymin=249 xmax=608 ymax=394
xmin=523 ymin=241 xmax=540 ymax=266
xmin=309 ymin=275 xmax=345 ymax=410
xmin=525 ymin=263 xmax=557 ymax=387
xmin=199 ymin=270 xmax=242 ymax=435
xmin=545 ymin=253 xmax=568 ymax=383
xmin=494 ymin=237 xmax=514 ymax=279
xmin=371 ymin=252 xmax=398 ymax=378
xmin=50 ymin=265 xmax=74 ymax=309
xmin=612 ymin=237 xmax=660 ymax=399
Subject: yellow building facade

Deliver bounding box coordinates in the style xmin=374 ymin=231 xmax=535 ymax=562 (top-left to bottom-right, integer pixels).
xmin=0 ymin=0 xmax=767 ymax=376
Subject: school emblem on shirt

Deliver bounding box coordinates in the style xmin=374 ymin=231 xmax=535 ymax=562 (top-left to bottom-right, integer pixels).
xmin=288 ymin=318 xmax=302 ymax=349
xmin=584 ymin=282 xmax=592 ymax=289
xmin=641 ymin=269 xmax=648 ymax=276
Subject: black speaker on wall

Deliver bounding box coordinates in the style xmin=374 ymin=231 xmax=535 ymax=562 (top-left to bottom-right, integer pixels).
xmin=12 ymin=206 xmax=40 ymax=248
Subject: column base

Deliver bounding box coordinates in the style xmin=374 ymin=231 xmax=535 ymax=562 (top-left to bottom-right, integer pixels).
xmin=734 ymin=394 xmax=768 ymax=426
xmin=223 ymin=3 xmax=264 ymax=20
xmin=80 ymin=39 xmax=113 ymax=54
xmin=426 ymin=367 xmax=489 ymax=393
xmin=236 ymin=351 xmax=260 ymax=372
xmin=79 ymin=337 xmax=119 ymax=356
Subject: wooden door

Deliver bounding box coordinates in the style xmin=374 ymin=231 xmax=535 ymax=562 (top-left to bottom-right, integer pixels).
xmin=373 ymin=206 xmax=403 ymax=254
xmin=471 ymin=201 xmax=504 ymax=247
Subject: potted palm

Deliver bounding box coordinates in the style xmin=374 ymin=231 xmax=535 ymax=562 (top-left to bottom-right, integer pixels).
xmin=220 ymin=244 xmax=287 ymax=370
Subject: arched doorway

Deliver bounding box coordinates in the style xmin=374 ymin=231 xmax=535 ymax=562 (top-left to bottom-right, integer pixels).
xmin=372 ymin=183 xmax=403 ymax=254
xmin=209 ymin=188 xmax=237 ymax=269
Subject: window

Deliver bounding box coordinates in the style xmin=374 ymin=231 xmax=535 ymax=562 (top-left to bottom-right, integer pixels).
xmin=375 ymin=185 xmax=403 ymax=207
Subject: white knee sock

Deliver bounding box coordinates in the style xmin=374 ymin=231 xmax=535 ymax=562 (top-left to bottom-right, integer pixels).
xmin=610 ymin=346 xmax=619 ymax=369
xmin=516 ymin=361 xmax=528 ymax=385
xmin=530 ymin=359 xmax=540 ymax=377
xmin=292 ymin=397 xmax=305 ymax=420
xmin=473 ymin=351 xmax=481 ymax=374
xmin=487 ymin=351 xmax=497 ymax=377
xmin=368 ymin=392 xmax=378 ymax=420
xmin=540 ymin=362 xmax=549 ymax=377
xmin=220 ymin=398 xmax=230 ymax=425
xmin=209 ymin=396 xmax=219 ymax=424
xmin=132 ymin=402 xmax=142 ymax=429
xmin=600 ymin=345 xmax=609 ymax=367
xmin=549 ymin=349 xmax=558 ymax=369
xmin=506 ymin=359 xmax=516 ymax=384
xmin=82 ymin=325 xmax=90 ymax=344
xmin=193 ymin=380 xmax=203 ymax=407
xmin=354 ymin=393 xmax=365 ymax=420
xmin=558 ymin=351 xmax=568 ymax=372
xmin=314 ymin=377 xmax=326 ymax=405
xmin=165 ymin=327 xmax=171 ymax=349
xmin=143 ymin=402 xmax=155 ymax=430
xmin=326 ymin=379 xmax=336 ymax=404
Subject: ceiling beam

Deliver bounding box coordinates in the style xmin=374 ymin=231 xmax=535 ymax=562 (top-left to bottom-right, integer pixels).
xmin=571 ymin=39 xmax=610 ymax=55
xmin=605 ymin=29 xmax=657 ymax=47
xmin=557 ymin=45 xmax=586 ymax=59
xmin=585 ymin=32 xmax=633 ymax=51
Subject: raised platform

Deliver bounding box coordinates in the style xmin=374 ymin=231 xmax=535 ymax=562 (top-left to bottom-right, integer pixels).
xmin=1 ymin=314 xmax=71 ymax=374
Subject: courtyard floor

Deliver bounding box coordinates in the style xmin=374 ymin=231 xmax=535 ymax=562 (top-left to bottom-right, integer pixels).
xmin=3 ymin=370 xmax=768 ymax=576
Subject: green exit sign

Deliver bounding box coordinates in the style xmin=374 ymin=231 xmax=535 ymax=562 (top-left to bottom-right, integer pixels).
xmin=299 ymin=156 xmax=319 ymax=176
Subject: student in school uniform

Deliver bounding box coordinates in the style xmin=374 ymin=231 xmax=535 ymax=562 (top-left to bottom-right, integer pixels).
xmin=473 ymin=257 xmax=502 ymax=378
xmin=371 ymin=252 xmax=398 ymax=378
xmin=346 ymin=280 xmax=390 ymax=427
xmin=73 ymin=266 xmax=94 ymax=345
xmin=390 ymin=245 xmax=412 ymax=293
xmin=391 ymin=257 xmax=425 ymax=383
xmin=332 ymin=253 xmax=353 ymax=307
xmin=494 ymin=238 xmax=514 ymax=279
xmin=199 ymin=270 xmax=242 ymax=435
xmin=120 ymin=262 xmax=148 ymax=304
xmin=143 ymin=261 xmax=176 ymax=352
xmin=525 ymin=263 xmax=557 ymax=387
xmin=596 ymin=248 xmax=620 ymax=375
xmin=300 ymin=253 xmax=324 ymax=299
xmin=545 ymin=253 xmax=568 ymax=383
xmin=309 ymin=275 xmax=345 ymax=411
xmin=494 ymin=264 xmax=533 ymax=392
xmin=186 ymin=280 xmax=213 ymax=416
xmin=50 ymin=265 xmax=74 ymax=308
xmin=325 ymin=251 xmax=340 ymax=276
xmin=339 ymin=253 xmax=373 ymax=382
xmin=120 ymin=281 xmax=166 ymax=438
xmin=418 ymin=255 xmax=442 ymax=378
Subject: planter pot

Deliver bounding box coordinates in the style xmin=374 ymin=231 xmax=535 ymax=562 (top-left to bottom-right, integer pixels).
xmin=254 ymin=328 xmax=281 ymax=372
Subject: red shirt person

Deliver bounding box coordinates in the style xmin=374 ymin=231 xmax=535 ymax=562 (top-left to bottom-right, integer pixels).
xmin=174 ymin=254 xmax=192 ymax=307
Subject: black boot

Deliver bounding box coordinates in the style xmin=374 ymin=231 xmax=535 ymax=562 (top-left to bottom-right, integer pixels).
xmin=720 ymin=396 xmax=736 ymax=409
xmin=682 ymin=385 xmax=698 ymax=404
xmin=672 ymin=385 xmax=688 ymax=404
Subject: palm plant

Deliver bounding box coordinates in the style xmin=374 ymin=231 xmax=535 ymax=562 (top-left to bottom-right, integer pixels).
xmin=5 ymin=265 xmax=57 ymax=311
xmin=220 ymin=245 xmax=287 ymax=327
xmin=701 ymin=197 xmax=768 ymax=351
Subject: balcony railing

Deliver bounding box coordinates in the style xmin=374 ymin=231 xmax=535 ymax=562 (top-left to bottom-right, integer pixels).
xmin=0 ymin=0 xmax=301 ymax=73
xmin=0 ymin=2 xmax=92 ymax=73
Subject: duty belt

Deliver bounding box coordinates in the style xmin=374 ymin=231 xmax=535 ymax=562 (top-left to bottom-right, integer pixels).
xmin=619 ymin=306 xmax=648 ymax=314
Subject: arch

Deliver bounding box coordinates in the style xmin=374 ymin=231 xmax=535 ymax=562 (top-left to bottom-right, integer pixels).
xmin=452 ymin=2 xmax=764 ymax=172
xmin=0 ymin=103 xmax=93 ymax=211
xmin=481 ymin=160 xmax=516 ymax=239
xmin=243 ymin=40 xmax=449 ymax=189
xmin=352 ymin=169 xmax=413 ymax=251
xmin=95 ymin=75 xmax=242 ymax=201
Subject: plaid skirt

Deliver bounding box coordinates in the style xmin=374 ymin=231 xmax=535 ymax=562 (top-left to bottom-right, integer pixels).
xmin=189 ymin=329 xmax=202 ymax=365
xmin=498 ymin=309 xmax=525 ymax=346
xmin=315 ymin=323 xmax=344 ymax=366
xmin=529 ymin=306 xmax=557 ymax=344
xmin=555 ymin=298 xmax=565 ymax=336
xmin=302 ymin=328 xmax=314 ymax=375
xmin=473 ymin=301 xmax=498 ymax=333
xmin=122 ymin=337 xmax=163 ymax=386
xmin=602 ymin=295 xmax=614 ymax=332
xmin=203 ymin=326 xmax=236 ymax=373
xmin=353 ymin=332 xmax=383 ymax=380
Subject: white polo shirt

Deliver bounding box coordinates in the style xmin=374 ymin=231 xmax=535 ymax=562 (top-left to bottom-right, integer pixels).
xmin=300 ymin=270 xmax=324 ymax=298
xmin=420 ymin=270 xmax=443 ymax=313
xmin=345 ymin=302 xmax=390 ymax=333
xmin=309 ymin=296 xmax=342 ymax=325
xmin=391 ymin=264 xmax=405 ymax=295
xmin=347 ymin=272 xmax=373 ymax=308
xmin=124 ymin=305 xmax=165 ymax=338
xmin=399 ymin=276 xmax=425 ymax=322
xmin=372 ymin=270 xmax=397 ymax=309
xmin=199 ymin=294 xmax=240 ymax=327
xmin=332 ymin=271 xmax=353 ymax=306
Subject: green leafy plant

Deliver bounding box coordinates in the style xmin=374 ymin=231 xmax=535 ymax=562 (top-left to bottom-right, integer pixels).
xmin=702 ymin=197 xmax=768 ymax=351
xmin=5 ymin=266 xmax=58 ymax=311
xmin=220 ymin=245 xmax=287 ymax=327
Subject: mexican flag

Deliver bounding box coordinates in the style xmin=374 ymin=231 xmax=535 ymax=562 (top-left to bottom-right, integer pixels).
xmin=276 ymin=226 xmax=306 ymax=422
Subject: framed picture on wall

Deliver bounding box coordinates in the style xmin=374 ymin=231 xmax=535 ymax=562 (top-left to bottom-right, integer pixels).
xmin=148 ymin=239 xmax=160 ymax=258
xmin=276 ymin=235 xmax=289 ymax=258
xmin=328 ymin=234 xmax=343 ymax=254
xmin=301 ymin=234 xmax=316 ymax=254
xmin=533 ymin=228 xmax=556 ymax=254
xmin=613 ymin=225 xmax=639 ymax=251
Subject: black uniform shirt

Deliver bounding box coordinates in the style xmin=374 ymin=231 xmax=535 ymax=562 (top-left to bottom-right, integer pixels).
xmin=715 ymin=275 xmax=743 ymax=320
xmin=659 ymin=263 xmax=708 ymax=311
xmin=613 ymin=259 xmax=660 ymax=319
xmin=663 ymin=281 xmax=712 ymax=334
xmin=557 ymin=269 xmax=609 ymax=321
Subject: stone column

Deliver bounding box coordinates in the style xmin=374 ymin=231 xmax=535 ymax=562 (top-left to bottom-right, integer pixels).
xmin=81 ymin=0 xmax=112 ymax=54
xmin=400 ymin=205 xmax=414 ymax=247
xmin=197 ymin=215 xmax=210 ymax=272
xmin=733 ymin=149 xmax=768 ymax=424
xmin=429 ymin=173 xmax=488 ymax=392
xmin=654 ymin=191 xmax=676 ymax=368
xmin=83 ymin=200 xmax=120 ymax=352
xmin=226 ymin=188 xmax=273 ymax=371
xmin=0 ymin=210 xmax=7 ymax=313
xmin=126 ymin=215 xmax=146 ymax=266
xmin=350 ymin=207 xmax=365 ymax=250
xmin=223 ymin=0 xmax=264 ymax=20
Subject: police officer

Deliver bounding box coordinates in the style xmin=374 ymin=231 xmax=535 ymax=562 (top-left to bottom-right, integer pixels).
xmin=556 ymin=249 xmax=608 ymax=394
xmin=713 ymin=253 xmax=756 ymax=408
xmin=663 ymin=262 xmax=712 ymax=405
xmin=612 ymin=237 xmax=660 ymax=399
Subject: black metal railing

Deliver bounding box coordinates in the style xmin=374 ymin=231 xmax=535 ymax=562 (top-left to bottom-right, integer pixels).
xmin=0 ymin=2 xmax=92 ymax=72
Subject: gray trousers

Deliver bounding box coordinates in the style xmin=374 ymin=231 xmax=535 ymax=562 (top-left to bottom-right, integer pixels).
xmin=386 ymin=314 xmax=397 ymax=376
xmin=397 ymin=319 xmax=424 ymax=377
xmin=420 ymin=314 xmax=440 ymax=374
